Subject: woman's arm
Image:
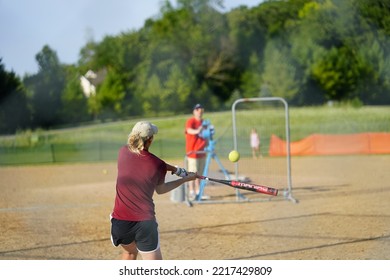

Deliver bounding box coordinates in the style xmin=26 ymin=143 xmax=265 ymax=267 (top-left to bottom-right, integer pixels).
xmin=166 ymin=163 xmax=188 ymax=177
xmin=166 ymin=163 xmax=177 ymax=173
xmin=155 ymin=172 xmax=197 ymax=194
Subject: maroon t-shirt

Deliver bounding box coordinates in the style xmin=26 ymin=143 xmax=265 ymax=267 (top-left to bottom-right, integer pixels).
xmin=111 ymin=146 xmax=167 ymax=221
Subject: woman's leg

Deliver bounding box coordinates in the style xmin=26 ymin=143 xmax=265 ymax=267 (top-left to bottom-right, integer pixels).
xmin=139 ymin=247 xmax=163 ymax=260
xmin=121 ymin=242 xmax=138 ymax=260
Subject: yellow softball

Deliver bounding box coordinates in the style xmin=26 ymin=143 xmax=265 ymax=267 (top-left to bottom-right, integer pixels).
xmin=228 ymin=150 xmax=240 ymax=162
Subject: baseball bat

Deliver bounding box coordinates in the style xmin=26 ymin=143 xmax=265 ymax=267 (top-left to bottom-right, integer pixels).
xmin=197 ymin=175 xmax=279 ymax=196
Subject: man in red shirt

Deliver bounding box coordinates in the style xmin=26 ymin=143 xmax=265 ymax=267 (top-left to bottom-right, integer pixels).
xmin=185 ymin=104 xmax=207 ymax=200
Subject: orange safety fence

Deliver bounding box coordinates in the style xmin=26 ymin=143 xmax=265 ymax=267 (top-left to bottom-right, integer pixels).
xmin=269 ymin=133 xmax=390 ymax=156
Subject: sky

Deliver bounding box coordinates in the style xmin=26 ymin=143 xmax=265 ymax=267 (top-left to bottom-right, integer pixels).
xmin=0 ymin=0 xmax=263 ymax=77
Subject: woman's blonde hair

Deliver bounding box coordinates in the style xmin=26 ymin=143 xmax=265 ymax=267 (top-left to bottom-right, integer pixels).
xmin=127 ymin=133 xmax=149 ymax=155
xmin=127 ymin=121 xmax=157 ymax=154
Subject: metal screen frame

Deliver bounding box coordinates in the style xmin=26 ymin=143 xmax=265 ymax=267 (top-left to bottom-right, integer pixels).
xmin=232 ymin=97 xmax=298 ymax=203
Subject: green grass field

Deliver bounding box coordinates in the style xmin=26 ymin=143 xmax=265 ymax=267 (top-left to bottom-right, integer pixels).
xmin=1 ymin=105 xmax=389 ymax=165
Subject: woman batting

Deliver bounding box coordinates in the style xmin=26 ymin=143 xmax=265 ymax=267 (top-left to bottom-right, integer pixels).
xmin=110 ymin=121 xmax=196 ymax=260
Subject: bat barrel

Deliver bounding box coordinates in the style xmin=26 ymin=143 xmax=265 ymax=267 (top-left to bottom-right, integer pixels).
xmin=198 ymin=175 xmax=279 ymax=196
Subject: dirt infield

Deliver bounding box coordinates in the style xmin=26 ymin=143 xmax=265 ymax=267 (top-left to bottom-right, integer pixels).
xmin=0 ymin=155 xmax=389 ymax=260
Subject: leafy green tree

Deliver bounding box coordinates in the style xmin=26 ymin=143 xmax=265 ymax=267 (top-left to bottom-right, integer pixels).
xmin=76 ymin=31 xmax=146 ymax=119
xmin=227 ymin=5 xmax=266 ymax=69
xmin=142 ymin=74 xmax=164 ymax=116
xmin=353 ymin=0 xmax=390 ymax=104
xmin=262 ymin=39 xmax=301 ymax=101
xmin=24 ymin=45 xmax=66 ymax=128
xmin=61 ymin=66 xmax=91 ymax=124
xmin=0 ymin=59 xmax=31 ymax=134
xmin=256 ymin=0 xmax=309 ymax=38
xmin=233 ymin=0 xmax=309 ymax=102
xmin=311 ymin=46 xmax=365 ymax=101
xmin=145 ymin=0 xmax=236 ymax=107
xmin=289 ymin=0 xmax=385 ymax=103
xmin=78 ymin=40 xmax=99 ymax=73
xmin=163 ymin=64 xmax=193 ymax=113
xmin=239 ymin=52 xmax=262 ymax=97
xmin=356 ymin=0 xmax=390 ymax=35
xmin=96 ymin=70 xmax=126 ymax=119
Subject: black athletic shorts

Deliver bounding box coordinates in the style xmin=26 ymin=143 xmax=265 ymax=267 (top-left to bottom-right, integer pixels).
xmin=110 ymin=218 xmax=160 ymax=253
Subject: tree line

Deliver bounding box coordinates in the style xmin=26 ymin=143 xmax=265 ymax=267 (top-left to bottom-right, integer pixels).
xmin=1 ymin=0 xmax=390 ymax=135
